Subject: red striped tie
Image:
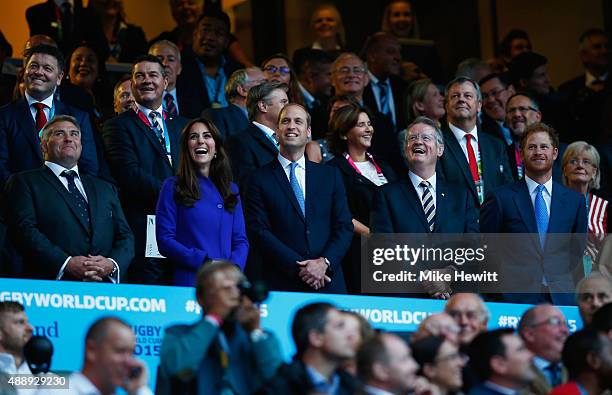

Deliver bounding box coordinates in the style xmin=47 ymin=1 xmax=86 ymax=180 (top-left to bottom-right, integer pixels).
xmin=465 ymin=134 xmax=480 ymax=182
xmin=33 ymin=102 xmax=47 ymax=132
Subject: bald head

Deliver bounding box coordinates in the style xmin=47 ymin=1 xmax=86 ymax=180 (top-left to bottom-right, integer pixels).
xmin=444 ymin=293 xmax=489 ymax=345
xmin=576 ymin=272 xmax=612 ymax=326
xmin=412 ymin=313 xmax=460 ymax=345
xmin=363 ymin=32 xmax=401 ymax=78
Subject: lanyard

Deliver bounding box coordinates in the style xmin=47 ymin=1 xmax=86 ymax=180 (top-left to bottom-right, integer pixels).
xmin=135 ymin=109 xmax=172 ymax=164
xmin=196 ymin=58 xmax=226 ymax=107
xmin=37 ymin=103 xmax=56 ymax=139
xmin=343 ymin=152 xmax=387 ymax=185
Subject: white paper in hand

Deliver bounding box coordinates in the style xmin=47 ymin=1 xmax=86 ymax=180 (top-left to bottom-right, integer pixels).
xmin=145 ymin=215 xmax=165 ymax=258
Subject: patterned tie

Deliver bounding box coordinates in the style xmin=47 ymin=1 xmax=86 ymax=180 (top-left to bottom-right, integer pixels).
xmin=546 ymin=363 xmax=561 ymax=387
xmin=33 ymin=102 xmax=47 ymax=132
xmin=535 ymin=184 xmax=549 ymax=248
xmin=149 ymin=111 xmax=164 ymax=144
xmin=289 ymin=162 xmax=305 ymax=216
xmin=464 ymin=134 xmax=480 ymax=183
xmin=164 ymin=93 xmax=177 ymax=118
xmin=61 ymin=170 xmax=90 ymax=226
xmin=378 ymin=80 xmax=390 ymax=117
xmin=420 ymin=181 xmax=435 ymax=232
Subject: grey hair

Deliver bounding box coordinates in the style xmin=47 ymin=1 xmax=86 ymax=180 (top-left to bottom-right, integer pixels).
xmin=399 ymin=116 xmax=444 ymax=162
xmin=148 ymin=39 xmax=181 ymax=63
xmin=41 ymin=115 xmax=80 ymax=141
xmin=562 ymin=141 xmax=601 ymax=190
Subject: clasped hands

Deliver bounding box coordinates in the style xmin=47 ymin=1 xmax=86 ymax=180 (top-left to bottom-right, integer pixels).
xmin=66 ymin=255 xmax=115 ymax=281
xmin=297 ymin=258 xmax=330 ymax=290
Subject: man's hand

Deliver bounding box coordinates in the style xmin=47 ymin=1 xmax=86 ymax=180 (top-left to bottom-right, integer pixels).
xmin=83 ymin=255 xmax=115 ymax=282
xmin=65 ymin=256 xmax=103 ymax=280
xmin=235 ymin=296 xmax=261 ymax=333
xmin=297 ymin=258 xmax=330 ymax=290
xmin=122 ymin=358 xmax=149 ymax=395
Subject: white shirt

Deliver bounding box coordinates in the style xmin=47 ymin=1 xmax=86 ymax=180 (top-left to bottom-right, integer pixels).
xmin=363 ymin=385 xmax=395 ymax=395
xmin=524 ymin=175 xmax=553 ymax=217
xmin=355 ymin=161 xmax=386 ymax=186
xmin=298 ymin=82 xmax=316 ymax=109
xmin=278 ymin=153 xmax=306 ymax=199
xmin=409 ymin=171 xmax=437 ymax=208
xmin=67 ymin=372 xmax=153 ymax=395
xmin=449 ymin=122 xmax=480 ymax=163
xmin=25 ymin=92 xmax=54 ymax=127
xmin=367 ymin=70 xmax=396 ymax=125
xmin=252 ymin=121 xmax=278 ymax=149
xmin=0 ymin=354 xmax=39 ymax=395
xmin=483 ymin=381 xmax=518 ymax=395
xmin=163 ymin=88 xmax=180 ymax=115
xmin=585 ymin=71 xmax=608 ymax=87
xmin=136 ymin=102 xmax=164 ymax=122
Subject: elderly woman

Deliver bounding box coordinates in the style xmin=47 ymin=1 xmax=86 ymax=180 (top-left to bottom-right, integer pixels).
xmin=327 ymin=105 xmax=396 ymax=293
xmin=411 ymin=336 xmax=467 ymax=395
xmin=261 ymin=53 xmax=305 ymax=107
xmin=405 ymin=78 xmax=445 ymax=126
xmin=562 ymin=141 xmax=608 ymax=271
xmin=156 ymin=118 xmax=248 ymax=286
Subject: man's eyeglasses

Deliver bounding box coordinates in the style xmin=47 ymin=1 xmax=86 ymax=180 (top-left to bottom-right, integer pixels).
xmin=263 ymin=65 xmax=291 ymax=75
xmin=506 ymin=106 xmax=538 ymax=114
xmin=530 ymin=316 xmax=567 ymax=328
xmin=482 ymin=87 xmax=506 ymax=101
xmin=407 ymin=134 xmax=435 ymax=143
xmin=334 ymin=66 xmax=367 ymax=75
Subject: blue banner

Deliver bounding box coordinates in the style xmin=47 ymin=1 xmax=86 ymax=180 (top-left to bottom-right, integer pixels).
xmin=0 ymin=279 xmax=582 ymax=387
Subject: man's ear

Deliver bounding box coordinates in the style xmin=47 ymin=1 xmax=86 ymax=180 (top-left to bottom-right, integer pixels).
xmin=257 ymin=100 xmax=267 ymax=114
xmin=437 ymin=144 xmax=444 ymax=158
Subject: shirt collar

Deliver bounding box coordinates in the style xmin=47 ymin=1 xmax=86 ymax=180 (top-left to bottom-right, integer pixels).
xmin=45 ymin=161 xmax=80 ymax=178
xmin=408 ymin=171 xmax=437 ymax=193
xmin=252 ymin=121 xmax=276 ymax=140
xmin=448 ymin=122 xmax=478 ymax=143
xmin=483 ymin=381 xmax=518 ymax=395
xmin=363 ymin=385 xmax=396 ymax=395
xmin=312 ymin=41 xmax=341 ymax=50
xmin=167 ymin=87 xmax=177 ymax=97
xmin=298 ymin=82 xmax=315 ymax=108
xmin=367 ymin=70 xmax=388 ymax=85
xmin=532 ymin=356 xmax=555 ymax=372
xmin=136 ymin=102 xmax=164 ymax=119
xmin=69 ymin=372 xmax=102 ymax=395
xmin=278 ymin=152 xmax=306 ymax=169
xmin=305 ymin=365 xmax=340 ymax=393
xmin=25 ymin=91 xmax=55 ymax=109
xmin=524 ymin=175 xmax=553 ymax=197
xmin=585 ymin=71 xmax=608 ymax=86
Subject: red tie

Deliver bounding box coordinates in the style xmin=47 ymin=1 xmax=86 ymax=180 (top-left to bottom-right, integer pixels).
xmin=465 ymin=134 xmax=480 ymax=182
xmin=33 ymin=102 xmax=48 ymax=132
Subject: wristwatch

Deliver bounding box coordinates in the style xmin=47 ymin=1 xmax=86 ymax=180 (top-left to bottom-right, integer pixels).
xmin=323 ymin=258 xmax=333 ymax=276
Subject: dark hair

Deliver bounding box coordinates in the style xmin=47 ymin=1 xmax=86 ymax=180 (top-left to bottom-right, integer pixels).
xmin=85 ymin=317 xmax=130 ymax=344
xmin=499 ymin=29 xmax=531 ymax=58
xmin=292 ymin=48 xmax=333 ymax=77
xmin=0 ymin=301 xmax=25 ymax=316
xmin=261 ymin=53 xmax=305 ymax=107
xmin=479 ymin=72 xmax=511 ymax=88
xmin=174 ymin=118 xmax=238 ymax=212
xmin=411 ymin=335 xmax=446 ymax=375
xmin=327 ymin=94 xmax=360 ymax=113
xmin=113 ymin=74 xmax=131 ymax=98
xmin=592 ymin=302 xmax=612 ymax=332
xmin=246 ymin=81 xmax=288 ymax=121
xmin=506 ymin=91 xmax=540 ymax=111
xmin=197 ymin=10 xmax=231 ymax=35
xmin=131 ymin=54 xmax=166 ymax=77
xmin=562 ymin=328 xmax=606 ymax=379
xmin=467 ymin=328 xmax=515 ymax=381
xmin=357 ymin=333 xmax=392 ymax=381
xmin=291 ymin=302 xmax=335 ymax=358
xmin=24 ymin=44 xmax=65 ymax=71
xmin=520 ymin=122 xmax=559 ymax=151
xmin=445 ymin=76 xmax=482 ymax=101
xmin=579 ymin=28 xmax=607 ymax=45
xmin=326 ymin=104 xmax=370 ymax=155
xmin=360 ymin=31 xmax=396 ymax=60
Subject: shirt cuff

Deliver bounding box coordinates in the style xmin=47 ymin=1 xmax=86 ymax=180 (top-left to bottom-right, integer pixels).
xmin=56 ymin=257 xmax=72 ymax=280
xmin=107 ymin=258 xmax=120 ymax=284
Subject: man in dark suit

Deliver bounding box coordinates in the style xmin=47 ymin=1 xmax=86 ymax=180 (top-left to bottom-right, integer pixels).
xmin=479 ymin=73 xmax=515 ymax=146
xmin=4 ymin=115 xmax=133 ymax=281
xmin=25 ymin=0 xmax=108 ymax=58
xmin=0 ymin=44 xmax=99 ymax=191
xmin=371 ymin=116 xmax=479 ymax=234
xmin=245 ymin=103 xmax=353 ymax=293
xmin=227 ymin=82 xmax=288 ymax=189
xmin=480 ymin=123 xmax=588 ymax=305
xmin=202 ymin=67 xmax=266 ymax=139
xmin=103 ymin=55 xmax=188 ymax=284
xmin=149 ymin=39 xmax=183 ymax=118
xmin=467 ymin=329 xmax=536 ymax=395
xmin=438 ymin=76 xmax=514 ymax=207
xmin=175 ymin=11 xmax=243 ymax=118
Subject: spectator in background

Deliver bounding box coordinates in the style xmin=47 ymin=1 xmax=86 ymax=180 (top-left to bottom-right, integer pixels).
xmin=103 ymin=55 xmax=188 ymax=284
xmin=490 ymin=29 xmax=532 ymax=72
xmin=550 ymin=328 xmax=612 ymax=395
xmin=176 ymin=11 xmax=243 ymax=118
xmin=444 ymin=293 xmax=489 ymax=348
xmin=467 ymin=329 xmax=536 ymax=395
xmin=411 ymin=336 xmax=467 ymax=395
xmin=0 ymin=302 xmax=33 ymax=376
xmin=382 ymin=0 xmax=419 ymax=39
xmin=158 ymin=261 xmax=282 ymax=395
xmin=455 ymin=58 xmax=492 ymax=84
xmin=293 ymin=3 xmax=345 ymax=62
xmin=69 ymin=317 xmax=151 ymax=395
xmin=561 ymin=142 xmax=608 ymax=269
xmin=0 ymin=30 xmax=14 ymax=107
xmin=261 ymin=53 xmax=305 ymax=107
xmin=91 ymin=0 xmax=147 ymax=63
xmin=202 ymin=67 xmax=266 ymax=140
xmin=518 ymin=304 xmax=570 ymax=395
xmin=113 ymin=76 xmax=135 ymax=114
xmin=592 ymin=302 xmax=612 ymax=339
xmin=356 ymin=332 xmax=420 ymax=395
xmin=155 ymin=118 xmax=248 ymax=286
xmin=326 ymin=105 xmax=396 ymax=293
xmin=340 ymin=311 xmax=374 ymax=376
xmin=504 ymin=92 xmax=542 ymax=180
xmin=263 ymin=302 xmax=358 ymax=394
xmin=411 ymin=313 xmax=460 ymax=345
xmin=479 ymin=73 xmax=515 ymax=146
xmin=575 ymin=272 xmax=612 ymax=326
xmin=404 ymin=78 xmax=445 ymax=127
xmin=149 ymin=40 xmax=183 ymax=118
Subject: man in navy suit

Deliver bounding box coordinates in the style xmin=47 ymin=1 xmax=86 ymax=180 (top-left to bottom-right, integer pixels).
xmin=202 ymin=67 xmax=266 ymax=139
xmin=438 ymin=76 xmax=514 ymax=207
xmin=245 ymin=103 xmax=353 ymax=293
xmin=467 ymin=329 xmax=536 ymax=395
xmin=0 ymin=44 xmax=99 ymax=190
xmin=149 ymin=39 xmax=183 ymax=118
xmin=103 ymin=55 xmax=188 ymax=284
xmin=480 ymin=123 xmax=587 ymax=305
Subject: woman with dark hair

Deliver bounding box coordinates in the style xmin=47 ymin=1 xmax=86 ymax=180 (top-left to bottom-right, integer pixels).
xmin=411 ymin=336 xmax=467 ymax=395
xmin=327 ymin=105 xmax=395 ymax=293
xmin=261 ymin=53 xmax=305 ymax=107
xmin=156 ymin=118 xmax=248 ymax=286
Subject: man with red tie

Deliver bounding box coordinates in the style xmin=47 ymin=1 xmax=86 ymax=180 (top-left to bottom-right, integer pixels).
xmin=438 ymin=77 xmax=513 ymax=208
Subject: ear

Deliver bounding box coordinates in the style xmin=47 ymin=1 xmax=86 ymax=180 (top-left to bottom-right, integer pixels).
xmin=257 ymin=100 xmax=267 ymax=114
xmin=84 ymin=339 xmax=98 ymax=365
xmin=414 ymin=102 xmax=425 ymax=114
xmin=507 ymin=84 xmax=516 ymax=96
xmin=307 ymin=125 xmax=312 ymax=140
xmin=236 ymin=83 xmax=248 ymax=98
xmin=521 ymin=327 xmax=535 ymax=344
xmin=363 ymin=72 xmax=370 ymax=87
xmin=40 ymin=139 xmax=48 ymax=156
xmin=552 ymin=146 xmax=558 ymax=161
xmin=534 ymin=111 xmax=542 ymax=122
xmin=476 ymin=99 xmax=482 ymax=113
xmin=57 ymin=71 xmax=64 ymax=87
xmin=176 ymin=62 xmax=182 ymax=76
xmin=586 ymin=351 xmax=601 ymax=370
xmin=372 ymin=361 xmax=389 ymax=381
xmin=490 ymin=355 xmax=507 ymax=376
xmin=423 ymin=363 xmax=437 ymax=379
xmin=437 ymin=143 xmax=444 ymax=158
xmin=308 ymin=330 xmax=324 ymax=349
xmin=163 ymin=76 xmax=169 ymax=91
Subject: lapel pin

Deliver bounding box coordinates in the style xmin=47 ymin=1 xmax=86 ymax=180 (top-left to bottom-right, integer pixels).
xmin=441 ymin=193 xmax=445 ymax=197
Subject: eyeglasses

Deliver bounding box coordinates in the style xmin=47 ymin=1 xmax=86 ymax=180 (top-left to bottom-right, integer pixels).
xmin=529 ymin=316 xmax=567 ymax=328
xmin=263 ymin=65 xmax=291 ymax=75
xmin=447 ymin=310 xmax=483 ymax=321
xmin=407 ymin=134 xmax=435 ymax=143
xmin=334 ymin=66 xmax=367 ymax=75
xmin=507 ymin=106 xmax=538 ymax=114
xmin=567 ymin=158 xmax=595 ymax=167
xmin=482 ymin=87 xmax=506 ymax=101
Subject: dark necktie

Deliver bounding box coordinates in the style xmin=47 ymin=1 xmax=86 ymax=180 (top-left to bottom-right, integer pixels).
xmin=420 ymin=181 xmax=435 ymax=232
xmin=545 ymin=363 xmax=561 ymax=387
xmin=378 ymin=80 xmax=391 ymax=119
xmin=33 ymin=102 xmax=47 ymax=132
xmin=61 ymin=170 xmax=89 ymax=226
xmin=164 ymin=93 xmax=177 ymax=118
xmin=149 ymin=111 xmax=164 ymax=144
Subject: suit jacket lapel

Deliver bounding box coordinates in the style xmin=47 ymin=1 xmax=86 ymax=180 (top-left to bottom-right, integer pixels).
xmin=249 ymin=124 xmax=278 ymax=154
xmin=479 ymin=133 xmax=497 ymax=195
xmin=548 ymin=182 xmax=567 ymax=233
xmin=400 ymin=180 xmax=429 ymax=231
xmin=443 ymin=128 xmax=477 ymax=197
xmin=271 ymin=160 xmax=305 ymax=221
xmin=81 ymin=175 xmax=98 ymax=234
xmin=433 ymin=181 xmax=447 ymax=233
xmin=17 ymin=99 xmax=43 ymax=162
xmin=41 ymin=166 xmax=91 ymax=233
xmin=305 ymin=161 xmax=317 ymax=221
xmin=130 ymin=111 xmax=173 ymax=168
xmin=512 ymin=181 xmax=542 ymax=253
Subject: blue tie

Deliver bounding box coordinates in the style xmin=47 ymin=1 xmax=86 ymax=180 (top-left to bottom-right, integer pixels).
xmin=378 ymin=80 xmax=390 ymax=116
xmin=535 ymin=184 xmax=549 ymax=248
xmin=289 ymin=162 xmax=305 ymax=216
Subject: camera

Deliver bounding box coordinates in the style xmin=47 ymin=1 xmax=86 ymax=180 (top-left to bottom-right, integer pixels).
xmin=237 ymin=279 xmax=269 ymax=303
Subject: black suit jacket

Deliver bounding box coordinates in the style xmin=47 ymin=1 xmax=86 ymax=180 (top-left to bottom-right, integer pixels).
xmin=228 ymin=122 xmax=278 ymax=190
xmin=438 ymin=124 xmax=514 ymax=207
xmin=102 ymin=109 xmax=187 ymax=255
xmin=0 ymin=97 xmax=99 ymax=190
xmin=371 ymin=176 xmax=479 ymax=233
xmin=363 ymin=75 xmax=406 ymax=131
xmin=175 ymin=49 xmax=243 ymax=119
xmin=244 ymin=159 xmax=353 ymax=293
xmin=202 ymin=103 xmax=248 ymax=140
xmin=4 ymin=166 xmax=133 ymax=280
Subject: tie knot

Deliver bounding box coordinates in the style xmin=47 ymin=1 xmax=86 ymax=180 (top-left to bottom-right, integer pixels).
xmin=420 ymin=181 xmax=430 ymax=189
xmin=290 ymin=162 xmax=299 ymax=171
xmin=61 ymin=170 xmax=77 ymax=180
xmin=465 ymin=133 xmax=473 ymax=143
xmin=164 ymin=93 xmax=173 ymax=102
xmin=536 ymin=184 xmax=546 ymax=194
xmin=33 ymin=102 xmax=47 ymax=111
xmin=150 ymin=111 xmax=159 ymax=120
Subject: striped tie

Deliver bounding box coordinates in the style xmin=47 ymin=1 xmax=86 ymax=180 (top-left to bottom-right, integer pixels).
xmin=149 ymin=111 xmax=164 ymax=144
xmin=420 ymin=181 xmax=435 ymax=232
